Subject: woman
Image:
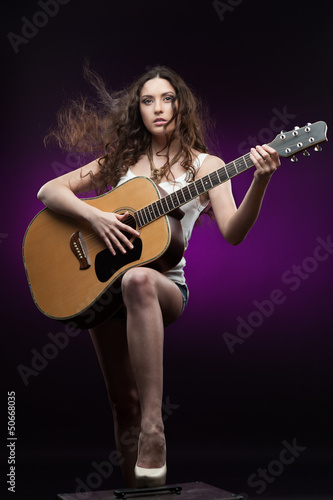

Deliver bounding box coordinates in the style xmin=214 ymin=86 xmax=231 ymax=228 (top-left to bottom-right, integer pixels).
xmin=37 ymin=66 xmax=280 ymax=488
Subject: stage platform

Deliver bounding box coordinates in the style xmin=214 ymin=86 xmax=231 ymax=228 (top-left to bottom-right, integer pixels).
xmin=57 ymin=481 xmax=244 ymax=499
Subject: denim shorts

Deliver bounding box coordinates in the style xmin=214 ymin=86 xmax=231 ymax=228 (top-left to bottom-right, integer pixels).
xmin=174 ymin=282 xmax=189 ymax=314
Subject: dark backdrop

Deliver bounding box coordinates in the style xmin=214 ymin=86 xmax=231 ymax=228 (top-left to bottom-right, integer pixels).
xmin=1 ymin=1 xmax=332 ymax=499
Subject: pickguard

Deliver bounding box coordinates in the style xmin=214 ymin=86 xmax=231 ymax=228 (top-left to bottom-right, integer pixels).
xmin=95 ymin=238 xmax=143 ymax=282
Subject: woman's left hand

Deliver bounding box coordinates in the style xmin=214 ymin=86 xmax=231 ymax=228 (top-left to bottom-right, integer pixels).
xmin=250 ymin=144 xmax=280 ymax=181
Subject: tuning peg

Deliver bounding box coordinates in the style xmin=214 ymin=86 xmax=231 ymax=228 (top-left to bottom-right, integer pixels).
xmin=291 ymin=155 xmax=298 ymax=163
xmin=306 ymin=122 xmax=312 ymax=125
xmin=280 ymin=130 xmax=287 ymax=134
xmin=314 ymin=145 xmax=322 ymax=152
xmin=303 ymin=150 xmax=310 ymax=156
xmin=294 ymin=126 xmax=300 ymax=130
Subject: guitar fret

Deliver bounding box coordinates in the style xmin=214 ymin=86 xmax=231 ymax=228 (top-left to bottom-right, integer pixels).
xmin=150 ymin=202 xmax=159 ymax=218
xmin=134 ymin=212 xmax=140 ymax=229
xmin=142 ymin=208 xmax=150 ymax=225
xmin=183 ymin=185 xmax=191 ymax=202
xmin=177 ymin=189 xmax=186 ymax=204
xmin=218 ymin=167 xmax=228 ymax=182
xmin=226 ymin=163 xmax=236 ymax=177
xmin=244 ymin=153 xmax=252 ymax=168
xmin=166 ymin=195 xmax=174 ymax=211
xmin=235 ymin=156 xmax=247 ymax=172
xmin=201 ymin=176 xmax=213 ymax=190
xmin=210 ymin=172 xmax=220 ymax=187
xmin=161 ymin=197 xmax=169 ymax=213
xmin=140 ymin=208 xmax=147 ymax=224
xmin=198 ymin=178 xmax=206 ymax=192
xmin=143 ymin=207 xmax=150 ymax=223
xmin=171 ymin=192 xmax=178 ymax=207
xmin=141 ymin=209 xmax=147 ymax=225
xmin=174 ymin=190 xmax=181 ymax=205
xmin=194 ymin=179 xmax=205 ymax=194
xmin=158 ymin=199 xmax=165 ymax=216
xmin=224 ymin=166 xmax=230 ymax=178
xmin=148 ymin=207 xmax=154 ymax=223
xmin=154 ymin=200 xmax=162 ymax=217
xmin=137 ymin=210 xmax=144 ymax=227
xmin=147 ymin=204 xmax=156 ymax=221
xmin=189 ymin=182 xmax=198 ymax=200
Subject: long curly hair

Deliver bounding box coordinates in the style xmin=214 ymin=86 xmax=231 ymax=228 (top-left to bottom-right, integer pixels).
xmin=45 ymin=64 xmax=210 ymax=192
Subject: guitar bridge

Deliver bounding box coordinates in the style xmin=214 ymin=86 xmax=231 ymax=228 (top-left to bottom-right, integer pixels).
xmin=70 ymin=231 xmax=91 ymax=270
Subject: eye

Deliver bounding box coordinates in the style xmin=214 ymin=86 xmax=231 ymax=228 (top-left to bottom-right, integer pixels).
xmin=142 ymin=98 xmax=153 ymax=105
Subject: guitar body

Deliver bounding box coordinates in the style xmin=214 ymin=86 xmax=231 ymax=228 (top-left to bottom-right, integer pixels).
xmin=23 ymin=176 xmax=185 ymax=328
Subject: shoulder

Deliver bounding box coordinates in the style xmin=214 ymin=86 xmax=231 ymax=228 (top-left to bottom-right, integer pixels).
xmin=192 ymin=153 xmax=230 ymax=204
xmin=195 ymin=154 xmax=225 ymax=179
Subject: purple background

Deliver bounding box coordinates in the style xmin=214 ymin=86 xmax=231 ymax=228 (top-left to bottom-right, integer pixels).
xmin=2 ymin=1 xmax=332 ymax=499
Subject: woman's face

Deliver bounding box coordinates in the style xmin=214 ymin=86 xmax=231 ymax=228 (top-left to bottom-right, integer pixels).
xmin=139 ymin=77 xmax=177 ymax=137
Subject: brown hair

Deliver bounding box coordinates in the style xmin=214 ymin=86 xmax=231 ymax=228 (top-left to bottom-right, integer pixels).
xmin=45 ymin=64 xmax=210 ymax=192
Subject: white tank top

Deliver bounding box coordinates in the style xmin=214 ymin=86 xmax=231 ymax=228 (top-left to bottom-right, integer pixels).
xmin=116 ymin=153 xmax=209 ymax=285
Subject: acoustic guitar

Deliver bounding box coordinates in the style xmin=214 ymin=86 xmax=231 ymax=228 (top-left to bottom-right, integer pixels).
xmin=23 ymin=121 xmax=328 ymax=328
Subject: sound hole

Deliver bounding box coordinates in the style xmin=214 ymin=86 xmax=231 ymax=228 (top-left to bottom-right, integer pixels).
xmin=117 ymin=212 xmax=137 ymax=238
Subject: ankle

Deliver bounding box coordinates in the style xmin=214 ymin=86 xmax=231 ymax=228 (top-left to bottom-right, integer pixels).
xmin=137 ymin=429 xmax=166 ymax=469
xmin=140 ymin=416 xmax=164 ymax=436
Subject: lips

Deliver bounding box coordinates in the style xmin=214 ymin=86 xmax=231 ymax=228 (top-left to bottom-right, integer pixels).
xmin=154 ymin=118 xmax=167 ymax=123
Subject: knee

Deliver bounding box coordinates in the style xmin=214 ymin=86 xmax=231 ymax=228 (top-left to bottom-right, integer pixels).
xmin=122 ymin=268 xmax=156 ymax=304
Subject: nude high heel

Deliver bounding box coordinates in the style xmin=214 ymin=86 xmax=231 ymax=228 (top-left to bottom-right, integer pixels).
xmin=134 ymin=433 xmax=167 ymax=488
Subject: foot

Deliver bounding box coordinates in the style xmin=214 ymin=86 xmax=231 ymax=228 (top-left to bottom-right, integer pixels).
xmin=135 ymin=431 xmax=167 ymax=488
xmin=137 ymin=430 xmax=166 ymax=469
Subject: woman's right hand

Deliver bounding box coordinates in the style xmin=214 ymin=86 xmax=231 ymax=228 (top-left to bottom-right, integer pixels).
xmin=37 ymin=159 xmax=140 ymax=255
xmin=89 ymin=209 xmax=140 ymax=256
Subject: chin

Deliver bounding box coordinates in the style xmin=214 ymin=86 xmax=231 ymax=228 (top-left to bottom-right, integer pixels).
xmin=152 ymin=126 xmax=175 ymax=137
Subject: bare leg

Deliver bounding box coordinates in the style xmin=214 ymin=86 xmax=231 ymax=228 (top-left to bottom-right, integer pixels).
xmin=121 ymin=268 xmax=183 ymax=470
xmin=89 ymin=319 xmax=141 ymax=487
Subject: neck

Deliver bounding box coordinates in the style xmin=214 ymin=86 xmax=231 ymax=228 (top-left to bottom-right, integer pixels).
xmin=150 ymin=136 xmax=180 ymax=156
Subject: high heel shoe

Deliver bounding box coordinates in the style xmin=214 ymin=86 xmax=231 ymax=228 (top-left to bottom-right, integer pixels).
xmin=134 ymin=433 xmax=167 ymax=488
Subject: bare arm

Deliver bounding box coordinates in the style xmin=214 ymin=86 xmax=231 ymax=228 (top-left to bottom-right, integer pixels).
xmin=199 ymin=145 xmax=280 ymax=245
xmin=37 ymin=159 xmax=139 ymax=255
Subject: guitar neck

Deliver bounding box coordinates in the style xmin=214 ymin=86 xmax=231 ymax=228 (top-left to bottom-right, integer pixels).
xmin=135 ymin=151 xmax=255 ymax=228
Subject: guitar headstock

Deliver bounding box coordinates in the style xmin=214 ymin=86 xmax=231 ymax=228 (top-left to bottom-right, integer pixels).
xmin=269 ymin=121 xmax=328 ymax=162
